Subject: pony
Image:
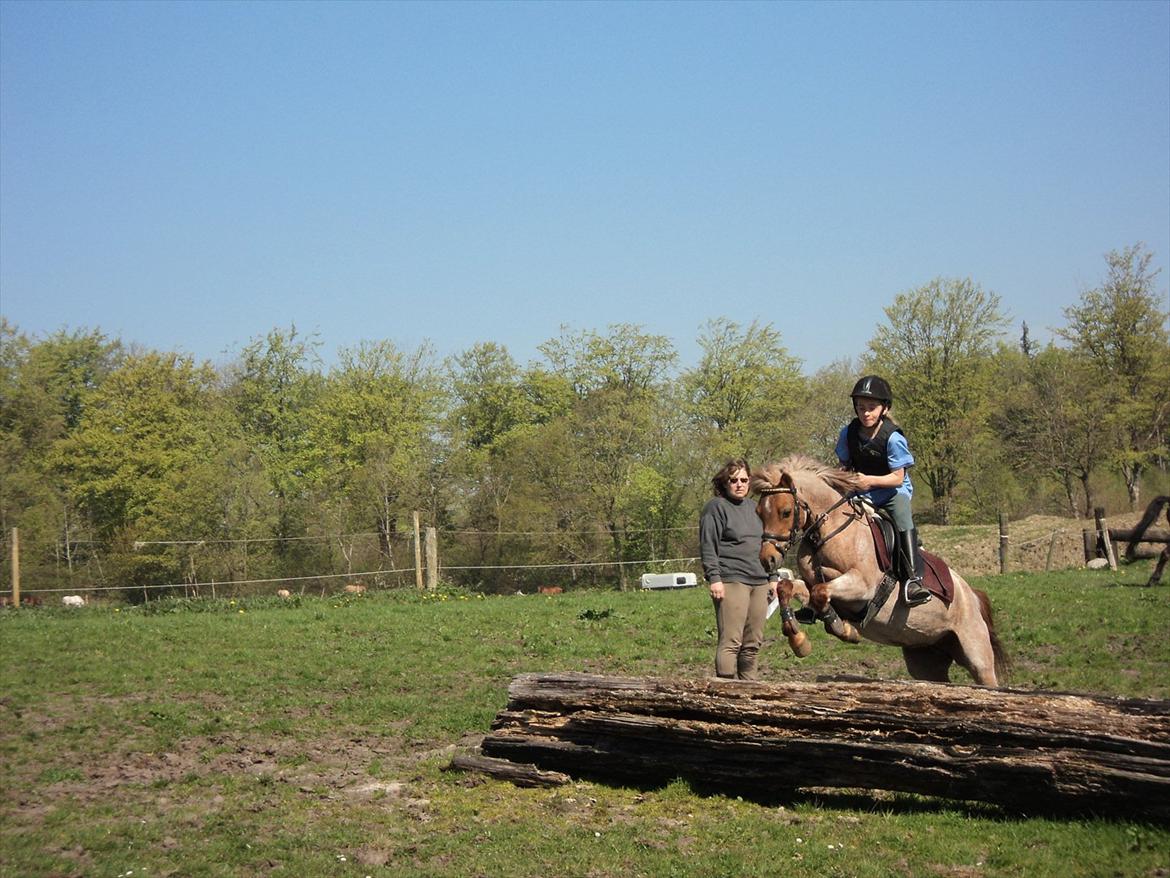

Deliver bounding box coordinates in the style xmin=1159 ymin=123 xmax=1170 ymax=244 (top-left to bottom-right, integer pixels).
xmin=752 ymin=455 xmax=1008 ymax=686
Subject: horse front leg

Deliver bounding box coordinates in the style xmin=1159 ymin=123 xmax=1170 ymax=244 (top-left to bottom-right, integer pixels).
xmin=772 ymin=577 xmax=812 ymax=658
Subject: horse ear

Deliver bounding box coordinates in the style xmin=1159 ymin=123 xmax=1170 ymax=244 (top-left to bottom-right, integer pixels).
xmin=781 ymin=471 xmax=795 ymax=490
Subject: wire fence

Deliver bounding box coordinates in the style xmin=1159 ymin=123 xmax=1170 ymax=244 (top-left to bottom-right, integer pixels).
xmin=2 ymin=523 xmax=704 ymax=603
xmin=14 ymin=511 xmax=1137 ymax=604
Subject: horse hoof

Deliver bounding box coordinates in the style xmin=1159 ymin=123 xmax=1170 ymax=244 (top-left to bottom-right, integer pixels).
xmin=788 ymin=632 xmax=812 ymax=658
xmin=825 ymin=619 xmax=861 ymax=644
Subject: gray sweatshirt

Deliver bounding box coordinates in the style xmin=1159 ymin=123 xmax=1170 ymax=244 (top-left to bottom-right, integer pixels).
xmin=699 ymin=495 xmax=768 ymax=586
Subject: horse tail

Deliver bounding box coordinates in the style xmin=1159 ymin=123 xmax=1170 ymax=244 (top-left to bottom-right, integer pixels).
xmin=975 ymin=587 xmax=1011 ymax=684
xmin=1126 ymin=496 xmax=1170 ymax=560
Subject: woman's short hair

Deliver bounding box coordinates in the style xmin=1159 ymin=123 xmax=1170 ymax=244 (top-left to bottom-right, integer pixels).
xmin=712 ymin=458 xmax=751 ymax=498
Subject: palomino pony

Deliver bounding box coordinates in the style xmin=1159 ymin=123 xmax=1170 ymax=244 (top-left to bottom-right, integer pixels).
xmin=752 ymin=455 xmax=1008 ymax=686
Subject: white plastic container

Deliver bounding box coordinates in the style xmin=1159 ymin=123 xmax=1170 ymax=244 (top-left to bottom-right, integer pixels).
xmin=640 ymin=572 xmax=698 ymax=590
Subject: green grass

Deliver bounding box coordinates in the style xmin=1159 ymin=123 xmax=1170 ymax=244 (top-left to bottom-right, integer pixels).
xmin=2 ymin=564 xmax=1168 ymax=877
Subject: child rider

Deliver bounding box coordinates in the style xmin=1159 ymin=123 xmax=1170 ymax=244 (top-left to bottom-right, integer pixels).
xmin=836 ymin=375 xmax=931 ymax=607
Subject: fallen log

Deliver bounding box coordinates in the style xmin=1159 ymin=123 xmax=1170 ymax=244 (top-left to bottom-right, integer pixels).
xmin=1112 ymin=527 xmax=1170 ymax=544
xmin=466 ymin=672 xmax=1170 ymax=822
xmin=445 ymin=753 xmax=570 ymax=788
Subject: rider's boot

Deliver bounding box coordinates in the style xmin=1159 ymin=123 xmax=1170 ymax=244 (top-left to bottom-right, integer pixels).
xmin=896 ymin=528 xmax=931 ymax=607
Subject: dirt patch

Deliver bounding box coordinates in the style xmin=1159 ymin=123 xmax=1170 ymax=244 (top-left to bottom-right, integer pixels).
xmin=0 ymin=688 xmax=453 ymax=844
xmin=921 ymin=511 xmax=1150 ymax=577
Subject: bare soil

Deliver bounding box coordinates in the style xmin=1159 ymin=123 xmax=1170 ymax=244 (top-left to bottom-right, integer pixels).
xmin=921 ymin=510 xmax=1153 ymax=577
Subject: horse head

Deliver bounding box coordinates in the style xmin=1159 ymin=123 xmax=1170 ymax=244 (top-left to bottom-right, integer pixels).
xmin=752 ymin=467 xmax=800 ymax=574
xmin=752 ymin=456 xmax=862 ymax=574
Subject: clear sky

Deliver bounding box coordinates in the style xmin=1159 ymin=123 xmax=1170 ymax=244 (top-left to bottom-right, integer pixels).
xmin=2 ymin=0 xmax=1167 ymax=374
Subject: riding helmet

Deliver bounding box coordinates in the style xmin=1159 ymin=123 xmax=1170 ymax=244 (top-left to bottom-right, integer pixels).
xmin=850 ymin=375 xmax=893 ymax=406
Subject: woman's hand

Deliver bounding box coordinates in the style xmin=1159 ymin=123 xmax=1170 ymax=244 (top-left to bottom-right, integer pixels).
xmin=709 ymin=580 xmax=724 ymax=601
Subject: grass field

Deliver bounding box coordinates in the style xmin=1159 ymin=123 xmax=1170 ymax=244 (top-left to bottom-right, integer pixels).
xmin=2 ymin=563 xmax=1168 ymax=877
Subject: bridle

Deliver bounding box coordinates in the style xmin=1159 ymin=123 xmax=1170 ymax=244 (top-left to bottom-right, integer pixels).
xmin=758 ymin=486 xmax=810 ymax=558
xmin=759 ymin=483 xmax=859 ymax=560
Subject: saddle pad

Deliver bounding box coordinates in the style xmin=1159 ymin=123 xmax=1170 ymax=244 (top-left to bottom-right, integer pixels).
xmin=920 ymin=549 xmax=955 ymax=604
xmin=867 ymin=517 xmax=954 ymax=604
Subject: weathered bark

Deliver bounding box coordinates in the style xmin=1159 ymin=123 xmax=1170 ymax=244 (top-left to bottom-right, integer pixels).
xmin=466 ymin=673 xmax=1170 ymax=821
xmin=445 ymin=753 xmax=570 ymax=788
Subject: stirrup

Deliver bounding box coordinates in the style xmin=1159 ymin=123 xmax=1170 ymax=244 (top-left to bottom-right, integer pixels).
xmin=902 ymin=578 xmax=931 ymax=607
xmin=794 ymin=606 xmax=818 ymax=625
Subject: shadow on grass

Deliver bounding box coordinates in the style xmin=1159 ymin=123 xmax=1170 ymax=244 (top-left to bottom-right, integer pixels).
xmin=472 ymin=762 xmax=1162 ymax=827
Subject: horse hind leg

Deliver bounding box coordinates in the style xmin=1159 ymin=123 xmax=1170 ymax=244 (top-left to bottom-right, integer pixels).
xmin=945 ymin=622 xmax=1001 ymax=686
xmin=902 ymin=644 xmax=953 ymax=683
xmin=953 ymin=639 xmax=1000 ymax=686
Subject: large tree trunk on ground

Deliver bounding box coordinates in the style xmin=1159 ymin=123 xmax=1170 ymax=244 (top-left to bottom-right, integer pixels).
xmin=463 ymin=673 xmax=1170 ymax=821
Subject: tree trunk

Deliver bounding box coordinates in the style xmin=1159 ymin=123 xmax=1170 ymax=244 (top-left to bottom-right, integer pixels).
xmin=377 ymin=490 xmax=398 ymax=560
xmin=1061 ymin=474 xmax=1078 ymax=518
xmin=1123 ymin=461 xmax=1142 ymax=511
xmin=608 ymin=522 xmax=628 ymax=591
xmin=1080 ymin=472 xmax=1095 ymax=519
xmin=467 ymin=673 xmax=1170 ymax=821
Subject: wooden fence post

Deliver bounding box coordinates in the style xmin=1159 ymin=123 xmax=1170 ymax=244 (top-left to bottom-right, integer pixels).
xmin=998 ymin=514 xmax=1008 ymax=575
xmin=425 ymin=526 xmax=439 ymax=590
xmin=1044 ymin=530 xmax=1058 ymax=572
xmin=11 ymin=528 xmax=20 ymax=608
xmin=1094 ymin=507 xmax=1117 ymax=571
xmin=413 ymin=511 xmax=424 ymax=590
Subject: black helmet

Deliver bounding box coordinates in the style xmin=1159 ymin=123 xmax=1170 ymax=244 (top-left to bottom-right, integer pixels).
xmin=850 ymin=375 xmax=892 ymax=406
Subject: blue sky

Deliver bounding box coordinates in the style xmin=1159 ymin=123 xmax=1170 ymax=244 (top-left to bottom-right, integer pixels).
xmin=2 ymin=0 xmax=1167 ymax=374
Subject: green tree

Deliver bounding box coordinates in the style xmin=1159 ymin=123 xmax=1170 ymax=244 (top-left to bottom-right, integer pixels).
xmin=1057 ymin=244 xmax=1170 ymax=509
xmin=226 ymin=326 xmax=323 ymax=568
xmin=449 ymin=342 xmax=532 ymax=451
xmin=50 ymin=352 xmax=224 ymax=596
xmin=866 ymin=278 xmax=1008 ymax=523
xmin=994 ymin=341 xmax=1110 ymax=516
xmin=539 ymin=323 xmax=677 ymax=395
xmin=0 ymin=323 xmax=123 ymax=587
xmin=761 ymin=358 xmax=858 ymax=466
xmin=534 ymin=324 xmax=681 ymax=590
xmin=445 ymin=345 xmax=576 ymax=591
xmin=305 ymin=340 xmax=445 ymax=572
xmin=681 ymin=318 xmax=804 ymax=462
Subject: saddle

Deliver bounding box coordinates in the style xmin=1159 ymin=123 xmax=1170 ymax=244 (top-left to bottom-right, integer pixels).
xmin=791 ymin=499 xmax=958 ymax=628
xmin=860 ymin=501 xmax=954 ymax=605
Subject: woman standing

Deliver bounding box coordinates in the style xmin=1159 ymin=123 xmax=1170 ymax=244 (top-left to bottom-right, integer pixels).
xmin=699 ymin=458 xmax=769 ymax=680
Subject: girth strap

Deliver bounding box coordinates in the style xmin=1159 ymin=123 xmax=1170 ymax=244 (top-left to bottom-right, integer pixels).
xmin=861 ymin=574 xmax=899 ymax=628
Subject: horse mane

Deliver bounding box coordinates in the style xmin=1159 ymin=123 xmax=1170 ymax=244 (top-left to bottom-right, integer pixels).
xmin=752 ymin=454 xmax=862 ymax=497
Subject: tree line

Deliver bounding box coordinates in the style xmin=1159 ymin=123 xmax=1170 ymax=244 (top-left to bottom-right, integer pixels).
xmin=2 ymin=245 xmax=1167 ymax=598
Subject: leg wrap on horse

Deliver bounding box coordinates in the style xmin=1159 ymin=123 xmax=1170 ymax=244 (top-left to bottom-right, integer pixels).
xmin=778 ymin=605 xmax=812 ymax=657
xmin=818 ymin=604 xmax=860 ymax=644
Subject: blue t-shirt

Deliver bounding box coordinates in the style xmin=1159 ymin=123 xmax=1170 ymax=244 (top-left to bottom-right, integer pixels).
xmin=835 ymin=424 xmax=914 ymax=507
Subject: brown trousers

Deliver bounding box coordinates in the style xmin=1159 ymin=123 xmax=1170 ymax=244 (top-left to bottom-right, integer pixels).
xmin=713 ymin=581 xmax=769 ymax=680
